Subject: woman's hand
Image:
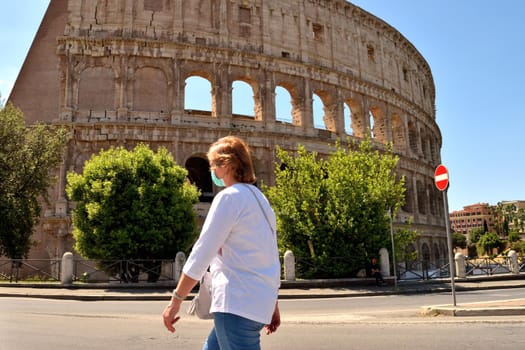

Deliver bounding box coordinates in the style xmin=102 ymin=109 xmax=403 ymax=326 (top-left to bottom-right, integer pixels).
xmin=162 ymin=301 xmax=181 ymax=333
xmin=162 ymin=273 xmax=198 ymax=332
xmin=264 ymin=302 xmax=281 ymax=335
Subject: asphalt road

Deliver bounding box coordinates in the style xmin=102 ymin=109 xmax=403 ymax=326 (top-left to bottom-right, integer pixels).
xmin=2 ymin=288 xmax=525 ymax=350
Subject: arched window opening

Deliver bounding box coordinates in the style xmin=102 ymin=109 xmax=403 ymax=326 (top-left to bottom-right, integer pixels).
xmin=406 ymin=244 xmax=417 ymax=268
xmin=345 ymin=99 xmax=363 ymax=137
xmin=428 ymin=184 xmax=437 ymax=215
xmin=185 ymin=156 xmax=213 ymax=202
xmin=275 ymin=86 xmax=293 ymax=123
xmin=391 ymin=114 xmax=406 ymax=154
xmin=343 ymin=103 xmax=352 ymax=135
xmin=421 ymin=243 xmax=430 ymax=262
xmin=369 ymin=107 xmax=387 ymax=143
xmin=408 ymin=120 xmax=419 ymax=154
xmin=402 ymin=179 xmax=413 ymax=213
xmin=433 ymin=243 xmax=440 ymax=262
xmin=312 ymin=93 xmax=325 ymax=129
xmin=185 ymin=76 xmax=212 ymax=115
xmin=232 ymin=80 xmax=255 ymax=117
xmin=417 ymin=180 xmax=427 ymax=215
xmin=368 ymin=110 xmax=375 ymax=138
xmin=421 ymin=132 xmax=431 ymax=161
xmin=430 ymin=137 xmax=438 ymax=164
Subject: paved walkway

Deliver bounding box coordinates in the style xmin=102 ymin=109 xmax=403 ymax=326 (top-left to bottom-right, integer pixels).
xmin=2 ymin=275 xmax=525 ymax=316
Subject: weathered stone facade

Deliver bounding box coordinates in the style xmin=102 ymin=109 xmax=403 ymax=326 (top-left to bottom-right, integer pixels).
xmin=9 ymin=0 xmax=447 ymax=268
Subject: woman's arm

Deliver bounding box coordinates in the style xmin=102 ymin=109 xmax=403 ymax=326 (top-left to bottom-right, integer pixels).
xmin=264 ymin=301 xmax=281 ymax=335
xmin=162 ymin=273 xmax=199 ymax=333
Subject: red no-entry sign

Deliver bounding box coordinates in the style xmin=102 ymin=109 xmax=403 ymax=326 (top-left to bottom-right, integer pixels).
xmin=434 ymin=164 xmax=449 ymax=191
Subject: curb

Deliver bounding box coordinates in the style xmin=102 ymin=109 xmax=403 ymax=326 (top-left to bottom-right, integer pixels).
xmin=420 ymin=305 xmax=525 ymax=317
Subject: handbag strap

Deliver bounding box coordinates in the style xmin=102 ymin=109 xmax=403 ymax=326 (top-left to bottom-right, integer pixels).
xmin=243 ymin=184 xmax=275 ymax=235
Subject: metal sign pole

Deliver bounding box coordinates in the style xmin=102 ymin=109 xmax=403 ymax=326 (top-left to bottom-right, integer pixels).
xmin=443 ymin=188 xmax=456 ymax=306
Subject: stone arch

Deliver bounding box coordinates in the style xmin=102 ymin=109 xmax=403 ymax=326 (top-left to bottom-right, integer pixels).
xmin=345 ymin=97 xmax=364 ymax=138
xmin=343 ymin=103 xmax=352 ymax=135
xmin=402 ymin=174 xmax=414 ymax=213
xmin=391 ymin=113 xmax=407 ymax=154
xmin=433 ymin=242 xmax=440 ymax=262
xmin=440 ymin=242 xmax=448 ymax=261
xmin=430 ymin=136 xmax=439 ymax=164
xmin=184 ymin=74 xmax=213 ymax=115
xmin=185 ymin=155 xmax=213 ymax=202
xmin=78 ymin=66 xmax=116 ymax=111
xmin=313 ymin=89 xmax=336 ymax=132
xmin=312 ymin=92 xmax=324 ymax=129
xmin=421 ymin=242 xmax=431 ymax=262
xmin=405 ymin=243 xmax=417 ymax=267
xmin=417 ymin=179 xmax=427 ymax=215
xmin=133 ymin=66 xmax=169 ymax=112
xmin=275 ymin=78 xmax=303 ymax=126
xmin=275 ymin=85 xmax=293 ymax=124
xmin=369 ymin=106 xmax=387 ymax=144
xmin=420 ymin=128 xmax=432 ymax=162
xmin=407 ymin=119 xmax=419 ymax=155
xmin=232 ymin=78 xmax=262 ymax=120
xmin=428 ymin=184 xmax=437 ymax=216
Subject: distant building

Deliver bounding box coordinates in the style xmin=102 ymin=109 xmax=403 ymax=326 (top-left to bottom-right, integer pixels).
xmin=449 ymin=203 xmax=494 ymax=236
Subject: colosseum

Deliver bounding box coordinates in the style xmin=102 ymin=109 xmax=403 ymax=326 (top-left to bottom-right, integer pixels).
xmin=8 ymin=0 xmax=447 ymax=273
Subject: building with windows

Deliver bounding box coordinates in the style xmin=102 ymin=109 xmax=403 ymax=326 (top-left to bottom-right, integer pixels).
xmin=449 ymin=203 xmax=494 ymax=236
xmin=7 ymin=0 xmax=447 ymax=270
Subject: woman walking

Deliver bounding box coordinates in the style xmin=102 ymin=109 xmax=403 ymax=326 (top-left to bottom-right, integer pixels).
xmin=162 ymin=136 xmax=281 ymax=350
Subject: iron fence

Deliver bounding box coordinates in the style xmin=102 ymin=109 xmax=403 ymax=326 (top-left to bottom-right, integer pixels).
xmin=0 ymin=258 xmax=177 ymax=283
xmin=1 ymin=254 xmax=525 ymax=283
xmin=0 ymin=259 xmax=61 ymax=282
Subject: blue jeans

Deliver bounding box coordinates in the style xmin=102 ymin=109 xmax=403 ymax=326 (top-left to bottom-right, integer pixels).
xmin=202 ymin=312 xmax=265 ymax=350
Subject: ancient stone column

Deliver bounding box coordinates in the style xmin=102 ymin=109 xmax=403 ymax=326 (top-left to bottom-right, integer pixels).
xmin=454 ymin=252 xmax=466 ymax=278
xmin=61 ymin=252 xmax=74 ymax=285
xmin=379 ymin=248 xmax=390 ymax=276
xmin=283 ymin=250 xmax=295 ymax=281
xmin=174 ymin=251 xmax=186 ymax=282
xmin=508 ymin=250 xmax=519 ymax=275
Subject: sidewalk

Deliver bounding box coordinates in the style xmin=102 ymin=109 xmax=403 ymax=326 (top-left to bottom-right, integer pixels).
xmin=2 ymin=274 xmax=525 ymax=316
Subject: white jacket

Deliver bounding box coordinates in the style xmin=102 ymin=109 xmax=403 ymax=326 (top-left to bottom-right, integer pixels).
xmin=183 ymin=183 xmax=281 ymax=324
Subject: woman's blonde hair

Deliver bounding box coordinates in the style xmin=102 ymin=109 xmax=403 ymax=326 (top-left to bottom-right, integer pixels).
xmin=207 ymin=136 xmax=256 ymax=184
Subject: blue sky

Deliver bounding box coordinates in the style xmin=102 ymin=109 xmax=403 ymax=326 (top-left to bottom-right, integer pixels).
xmin=1 ymin=1 xmax=524 ymax=212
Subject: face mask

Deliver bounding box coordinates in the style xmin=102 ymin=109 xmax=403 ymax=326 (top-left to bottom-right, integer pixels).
xmin=211 ymin=170 xmax=225 ymax=187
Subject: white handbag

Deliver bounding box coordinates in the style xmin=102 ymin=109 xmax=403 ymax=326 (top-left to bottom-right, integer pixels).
xmin=187 ymin=270 xmax=213 ymax=319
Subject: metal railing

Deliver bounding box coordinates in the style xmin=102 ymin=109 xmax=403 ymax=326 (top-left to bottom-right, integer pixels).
xmin=73 ymin=259 xmax=177 ymax=283
xmin=397 ymin=260 xmax=451 ymax=280
xmin=0 ymin=258 xmax=177 ymax=283
xmin=464 ymin=257 xmax=512 ymax=276
xmin=0 ymin=259 xmax=61 ymax=282
xmin=2 ymin=254 xmax=525 ymax=283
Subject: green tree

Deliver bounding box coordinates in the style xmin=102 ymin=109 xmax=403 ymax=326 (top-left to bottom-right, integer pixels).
xmin=66 ymin=144 xmax=199 ymax=282
xmin=264 ymin=139 xmax=405 ymax=278
xmin=476 ymin=232 xmax=502 ymax=257
xmin=517 ymin=208 xmax=525 ymax=232
xmin=393 ymin=219 xmax=419 ymax=267
xmin=0 ymin=104 xmax=68 ymax=259
xmin=468 ymin=227 xmax=484 ymax=244
xmin=507 ymin=230 xmax=520 ymax=243
xmin=452 ymin=232 xmax=467 ymax=249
